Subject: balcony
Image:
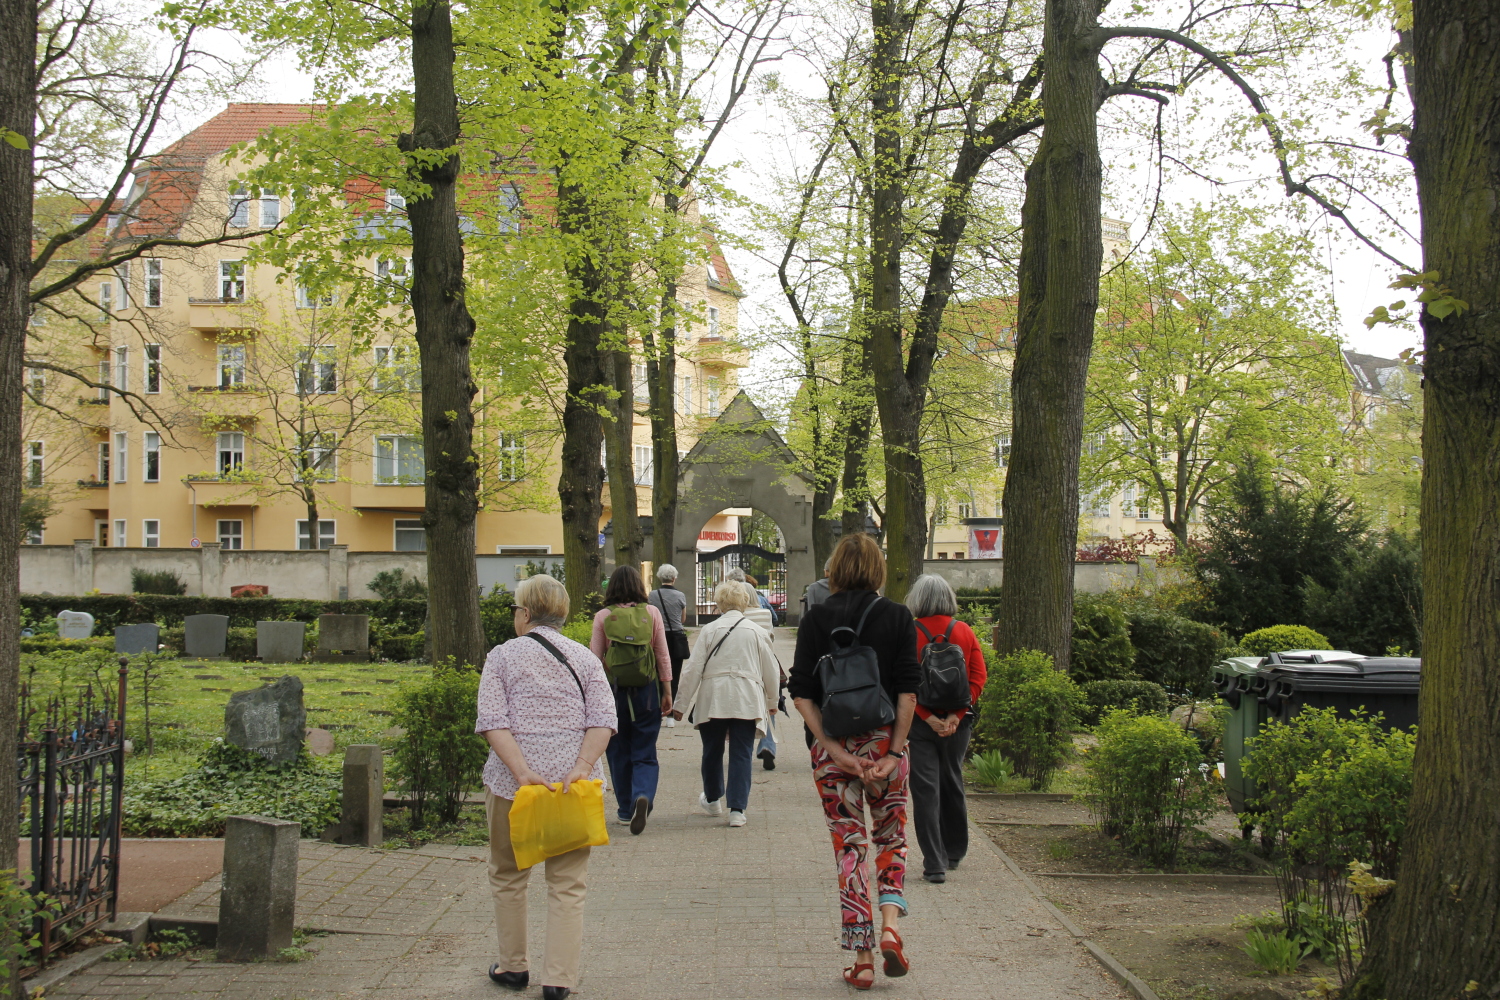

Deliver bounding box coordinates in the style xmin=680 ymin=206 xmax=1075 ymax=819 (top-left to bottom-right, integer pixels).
xmin=686 ymin=338 xmax=748 ymax=369
xmin=184 ymin=476 xmax=262 ymax=507
xmin=188 ymin=298 xmax=254 ymax=331
xmin=351 ymin=483 xmax=425 ymax=511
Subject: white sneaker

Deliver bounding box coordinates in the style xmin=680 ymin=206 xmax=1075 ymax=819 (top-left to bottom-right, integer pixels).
xmin=613 ymin=814 xmax=632 ymax=826
xmin=664 ymin=717 xmax=675 ymax=728
xmin=698 ymin=792 xmax=723 ymax=816
xmin=728 ymin=811 xmax=747 ymax=828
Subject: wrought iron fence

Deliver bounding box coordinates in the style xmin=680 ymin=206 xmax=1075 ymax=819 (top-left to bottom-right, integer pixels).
xmin=17 ymin=663 xmax=127 ymax=967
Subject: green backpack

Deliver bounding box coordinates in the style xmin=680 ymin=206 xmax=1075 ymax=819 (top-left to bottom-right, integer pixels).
xmin=603 ymin=605 xmax=658 ymax=688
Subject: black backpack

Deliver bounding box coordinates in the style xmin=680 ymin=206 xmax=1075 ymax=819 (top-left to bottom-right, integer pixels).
xmin=915 ymin=619 xmax=971 ymax=712
xmin=815 ymin=595 xmax=895 ymax=739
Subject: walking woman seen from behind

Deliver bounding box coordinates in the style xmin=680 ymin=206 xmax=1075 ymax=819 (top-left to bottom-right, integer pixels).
xmin=904 ymin=574 xmax=987 ymax=883
xmin=788 ymin=533 xmax=920 ymax=990
xmin=671 ymin=580 xmax=780 ymax=827
xmin=475 ymin=574 xmax=617 ymax=1000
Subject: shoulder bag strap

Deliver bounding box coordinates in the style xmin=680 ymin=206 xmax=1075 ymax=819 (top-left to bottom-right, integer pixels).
xmin=941 ymin=617 xmax=957 ymax=643
xmin=706 ymin=617 xmax=745 ymax=665
xmin=852 ymin=593 xmax=881 ymax=639
xmin=915 ymin=620 xmax=936 ymax=643
xmin=525 ymin=632 xmax=586 ymax=704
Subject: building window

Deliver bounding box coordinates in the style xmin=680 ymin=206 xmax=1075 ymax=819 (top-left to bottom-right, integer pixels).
xmin=633 ymin=363 xmax=649 ymax=403
xmin=26 ymin=367 xmax=44 ymax=398
xmin=957 ymin=502 xmax=972 ymax=521
xmin=142 ymin=519 xmax=160 ymax=548
xmin=296 ymin=285 xmax=333 ymax=309
xmin=497 ymin=433 xmax=525 ymax=482
xmin=373 ymin=345 xmax=416 ymax=390
xmin=26 ymin=441 xmax=43 ymax=487
xmin=385 ymin=187 xmax=406 ymax=211
xmin=144 ymin=259 xmax=163 ymax=307
xmin=297 ymin=346 xmax=337 ymax=394
xmin=297 ymin=519 xmax=336 ymax=550
xmin=376 ymin=257 xmax=409 ymax=286
xmin=706 ymin=256 xmax=721 ymax=283
xmin=634 ymin=444 xmax=653 ymax=486
xmin=113 ymin=432 xmax=127 ymax=483
xmin=218 ymin=519 xmax=243 ymax=549
xmin=394 ymin=519 xmax=426 ymax=551
xmin=114 ymin=346 xmax=128 ymax=393
xmin=25 ymin=526 xmax=42 ymax=545
xmin=99 ymin=281 xmax=114 ymax=318
xmin=934 ymin=502 xmax=949 ymax=525
xmin=706 ymin=377 xmax=721 ymax=417
xmin=995 ymin=434 xmax=1011 ymax=468
xmin=115 ymin=262 xmax=130 ymax=309
xmin=374 ymin=435 xmax=424 ymax=484
xmin=297 ymin=433 xmax=338 ymax=482
xmin=96 ymin=441 xmax=110 ymax=483
xmin=217 ymin=343 xmax=246 ymax=388
xmin=217 ymin=432 xmax=244 ymax=475
xmin=113 ymin=519 xmax=125 ymax=548
xmin=228 ymin=186 xmax=251 ymax=227
xmin=144 ymin=344 xmax=161 ymax=393
xmin=260 ymin=190 xmax=280 ymax=226
xmin=497 ymin=183 xmax=522 ymax=234
xmin=143 ymin=432 xmax=160 ymax=482
xmin=679 ymin=374 xmax=693 ymax=414
xmin=1136 ymin=492 xmax=1151 ymax=520
xmin=219 ymin=260 xmax=246 ymax=300
xmin=707 ymin=306 xmax=720 ymax=338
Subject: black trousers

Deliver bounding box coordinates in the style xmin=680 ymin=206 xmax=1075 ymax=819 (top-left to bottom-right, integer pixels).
xmin=907 ymin=714 xmax=973 ymax=875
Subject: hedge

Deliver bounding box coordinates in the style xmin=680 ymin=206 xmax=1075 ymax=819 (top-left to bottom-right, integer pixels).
xmin=19 ymin=595 xmax=427 ymax=633
xmin=1079 ymin=679 xmax=1170 ymax=726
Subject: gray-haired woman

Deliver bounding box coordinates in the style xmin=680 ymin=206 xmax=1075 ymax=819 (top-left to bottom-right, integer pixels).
xmin=649 ymin=564 xmax=691 ymax=719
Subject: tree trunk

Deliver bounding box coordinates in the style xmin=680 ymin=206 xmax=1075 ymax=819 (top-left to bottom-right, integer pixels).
xmin=839 ymin=327 xmax=875 ymax=546
xmin=401 ymin=0 xmax=484 ymax=668
xmin=604 ymin=344 xmax=642 ymax=571
xmin=1346 ymin=4 xmax=1500 ymax=995
xmin=557 ymin=178 xmax=609 ymax=614
xmin=648 ymin=277 xmax=680 ymax=573
xmin=0 ymin=0 xmax=34 ymax=977
xmin=995 ymin=0 xmax=1104 ymax=668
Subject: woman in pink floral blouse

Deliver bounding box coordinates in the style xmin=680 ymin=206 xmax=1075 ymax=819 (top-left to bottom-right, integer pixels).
xmin=475 ymin=573 xmax=617 ymax=1000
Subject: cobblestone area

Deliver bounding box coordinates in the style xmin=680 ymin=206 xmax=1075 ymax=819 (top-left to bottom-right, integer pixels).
xmin=54 ymin=629 xmax=1126 ymax=999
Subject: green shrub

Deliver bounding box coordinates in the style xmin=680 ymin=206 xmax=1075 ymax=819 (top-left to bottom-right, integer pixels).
xmin=972 ymin=649 xmax=1084 ymax=790
xmin=1241 ymin=928 xmax=1305 ymax=974
xmin=1304 ymin=530 xmax=1421 ymax=656
xmin=17 ymin=594 xmax=428 ymax=634
xmin=18 ymin=636 xmax=112 ymax=654
xmin=560 ymin=615 xmax=594 ymax=647
xmin=970 ymin=749 xmax=1012 ymax=790
xmin=389 ymin=664 xmax=489 ymax=828
xmin=122 ymin=740 xmax=340 ymax=837
xmin=1070 ymin=594 xmax=1136 ymax=682
xmin=479 ymin=584 xmax=516 ymax=651
xmin=1081 ymin=710 xmax=1216 ymax=867
xmin=132 ymin=568 xmax=187 ymax=595
xmin=1240 ymin=624 xmax=1334 ymax=658
xmin=1124 ymin=607 xmax=1224 ymax=695
xmin=368 ymin=568 xmax=428 ymax=600
xmin=1079 ymin=679 xmax=1169 ymax=725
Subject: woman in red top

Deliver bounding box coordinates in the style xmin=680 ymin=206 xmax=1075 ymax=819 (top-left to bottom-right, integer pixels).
xmin=904 ymin=574 xmax=988 ymax=883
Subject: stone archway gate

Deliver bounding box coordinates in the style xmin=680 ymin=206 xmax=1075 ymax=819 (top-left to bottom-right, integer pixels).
xmin=675 ymin=392 xmax=816 ymax=625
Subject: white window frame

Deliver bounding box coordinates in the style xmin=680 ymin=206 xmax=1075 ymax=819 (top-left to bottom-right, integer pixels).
xmin=144 ymin=344 xmax=161 ymax=393
xmin=633 ymin=363 xmax=649 ymax=403
xmin=228 ymin=186 xmax=250 ymax=227
xmin=99 ymin=281 xmax=114 ymax=318
xmin=259 ymin=190 xmax=280 ymax=227
xmin=142 ymin=519 xmax=160 ymax=548
xmin=634 ymin=444 xmax=653 ymax=486
xmin=298 ymin=432 xmax=338 ymax=482
xmin=217 ymin=343 xmax=246 ymax=388
xmin=297 ymin=346 xmax=337 ymax=395
xmin=498 ymin=183 xmax=521 ymax=233
xmin=144 ymin=259 xmax=163 ymax=307
xmin=218 ymin=260 xmax=246 ymax=300
xmin=995 ymin=434 xmax=1011 ymax=469
xmin=296 ymin=519 xmax=336 ymax=550
xmin=296 ymin=285 xmax=333 ymax=309
xmin=393 ymin=518 xmax=426 ymax=551
xmin=25 ymin=526 xmax=42 ymax=546
xmin=216 ymin=432 xmax=244 ymax=475
xmin=373 ymin=345 xmax=416 ymax=390
xmin=96 ymin=441 xmax=110 ymax=483
xmin=497 ymin=432 xmax=525 ymax=482
xmin=113 ymin=519 xmax=126 ymax=548
xmin=143 ymin=431 xmax=160 ymax=482
xmin=26 ymin=367 xmax=43 ymax=397
xmin=707 ymin=305 xmax=720 ymax=338
xmin=217 ymin=519 xmax=244 ymax=549
xmin=115 ymin=263 xmax=130 ymax=309
xmin=114 ymin=346 xmax=128 ymax=393
xmin=384 ymin=187 xmax=406 ymax=211
xmin=375 ymin=257 xmax=409 ymax=286
xmin=113 ymin=432 xmax=127 ymax=483
xmin=706 ymin=256 xmax=721 ymax=283
xmin=26 ymin=441 xmax=43 ymax=488
xmin=679 ymin=374 xmax=693 ymax=414
xmin=373 ymin=434 xmax=424 ymax=484
xmin=706 ymin=377 xmax=721 ymax=417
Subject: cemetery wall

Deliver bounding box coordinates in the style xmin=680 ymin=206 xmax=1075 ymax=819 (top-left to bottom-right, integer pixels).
xmin=924 ymin=557 xmax=1185 ymax=593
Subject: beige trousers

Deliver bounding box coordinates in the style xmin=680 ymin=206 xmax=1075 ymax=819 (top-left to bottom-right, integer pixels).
xmin=486 ymin=790 xmax=591 ymax=988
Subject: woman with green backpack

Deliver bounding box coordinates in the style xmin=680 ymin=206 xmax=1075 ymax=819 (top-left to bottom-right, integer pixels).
xmin=589 ymin=566 xmax=674 ymax=835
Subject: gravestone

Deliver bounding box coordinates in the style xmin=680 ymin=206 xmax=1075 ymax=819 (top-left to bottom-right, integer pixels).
xmin=217 ymin=815 xmax=298 ymax=961
xmin=224 ymin=676 xmax=305 ymax=764
xmin=316 ymin=614 xmax=370 ymax=662
xmin=257 ymin=621 xmax=305 ymax=663
xmin=184 ymin=614 xmax=230 ymax=658
xmin=320 ymin=744 xmax=383 ymax=847
xmin=56 ymin=610 xmax=95 ymax=639
xmin=305 ymin=727 xmax=335 ymax=757
xmin=114 ymin=623 xmax=159 ymax=655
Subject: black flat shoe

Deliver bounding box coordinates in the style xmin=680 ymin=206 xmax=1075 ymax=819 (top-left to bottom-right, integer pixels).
xmin=948 ymin=858 xmax=961 ymax=870
xmin=758 ymin=748 xmax=776 ymax=770
xmin=542 ymin=987 xmax=571 ymax=1000
xmin=488 ymin=966 xmax=528 ymax=989
xmin=630 ymin=794 xmax=649 ymax=835
xmin=923 ymin=871 xmax=946 ymax=883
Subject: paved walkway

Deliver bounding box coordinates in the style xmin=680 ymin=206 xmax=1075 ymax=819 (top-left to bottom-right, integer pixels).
xmin=55 ymin=628 xmax=1125 ymax=999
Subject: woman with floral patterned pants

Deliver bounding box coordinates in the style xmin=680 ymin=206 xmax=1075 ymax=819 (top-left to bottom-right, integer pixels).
xmin=789 ymin=533 xmax=921 ymax=990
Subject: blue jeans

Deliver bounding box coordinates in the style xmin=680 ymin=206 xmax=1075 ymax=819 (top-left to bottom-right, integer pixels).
xmin=698 ymin=718 xmax=757 ymax=813
xmin=605 ymin=684 xmax=662 ymax=819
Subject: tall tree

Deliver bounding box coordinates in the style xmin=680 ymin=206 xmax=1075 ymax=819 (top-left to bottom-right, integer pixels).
xmin=1346 ymin=1 xmax=1500 ymax=993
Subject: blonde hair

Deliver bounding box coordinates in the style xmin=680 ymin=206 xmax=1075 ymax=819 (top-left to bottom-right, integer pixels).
xmin=713 ymin=580 xmax=755 ymax=612
xmin=515 ymin=574 xmax=569 ymax=628
xmin=827 ymin=533 xmax=886 ymax=593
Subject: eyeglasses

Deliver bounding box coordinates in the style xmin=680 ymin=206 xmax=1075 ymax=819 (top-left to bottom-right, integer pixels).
xmin=510 ymin=605 xmax=528 ymax=614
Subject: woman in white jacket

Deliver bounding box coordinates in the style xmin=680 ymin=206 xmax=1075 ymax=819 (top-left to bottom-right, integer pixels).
xmin=671 ymin=580 xmax=780 ymax=827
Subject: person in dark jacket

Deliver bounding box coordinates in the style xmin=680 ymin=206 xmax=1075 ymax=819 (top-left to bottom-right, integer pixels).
xmin=904 ymin=574 xmax=988 ymax=883
xmin=788 ymin=533 xmax=919 ymax=990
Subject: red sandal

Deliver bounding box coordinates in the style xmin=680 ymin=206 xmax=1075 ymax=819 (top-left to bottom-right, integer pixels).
xmin=881 ymin=927 xmax=910 ymax=977
xmin=842 ymin=962 xmax=875 ymax=990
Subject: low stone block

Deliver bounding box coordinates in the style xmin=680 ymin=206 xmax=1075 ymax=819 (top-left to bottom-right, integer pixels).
xmin=322 ymin=744 xmax=384 ymax=846
xmin=316 ymin=614 xmax=370 ymax=662
xmin=56 ymin=610 xmax=95 ymax=639
xmin=224 ymin=677 xmax=305 ymax=764
xmin=184 ymin=614 xmax=230 ymax=658
xmin=257 ymin=621 xmax=305 ymax=663
xmin=114 ymin=623 xmax=159 ymax=655
xmin=102 ymin=912 xmax=152 ymax=946
xmin=217 ymin=815 xmax=298 ymax=961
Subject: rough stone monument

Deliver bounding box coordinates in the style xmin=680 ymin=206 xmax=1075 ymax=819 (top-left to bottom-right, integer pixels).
xmin=217 ymin=815 xmax=299 ymax=961
xmin=114 ymin=623 xmax=159 ymax=655
xmin=321 ymin=744 xmax=383 ymax=847
xmin=184 ymin=614 xmax=230 ymax=658
xmin=56 ymin=610 xmax=95 ymax=639
xmin=316 ymin=614 xmax=370 ymax=662
xmin=224 ymin=677 xmax=305 ymax=764
xmin=256 ymin=621 xmax=306 ymax=663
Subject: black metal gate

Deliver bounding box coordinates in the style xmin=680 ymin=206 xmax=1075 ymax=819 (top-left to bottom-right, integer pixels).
xmin=696 ymin=543 xmax=787 ymax=621
xmin=17 ymin=663 xmax=127 ymax=967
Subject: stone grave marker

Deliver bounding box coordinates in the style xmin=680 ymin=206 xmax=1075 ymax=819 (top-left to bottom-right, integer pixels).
xmin=184 ymin=614 xmax=230 ymax=658
xmin=56 ymin=610 xmax=95 ymax=639
xmin=224 ymin=676 xmax=305 ymax=764
xmin=256 ymin=621 xmax=305 ymax=663
xmin=217 ymin=815 xmax=298 ymax=961
xmin=114 ymin=623 xmax=159 ymax=655
xmin=316 ymin=614 xmax=370 ymax=662
xmin=305 ymin=727 xmax=335 ymax=757
xmin=320 ymin=744 xmax=383 ymax=847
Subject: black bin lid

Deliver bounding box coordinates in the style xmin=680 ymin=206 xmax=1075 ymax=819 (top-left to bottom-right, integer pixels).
xmin=1262 ymin=656 xmax=1421 ymax=695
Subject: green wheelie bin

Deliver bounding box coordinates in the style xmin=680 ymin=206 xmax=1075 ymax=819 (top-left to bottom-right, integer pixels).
xmin=1212 ymin=656 xmax=1269 ymax=816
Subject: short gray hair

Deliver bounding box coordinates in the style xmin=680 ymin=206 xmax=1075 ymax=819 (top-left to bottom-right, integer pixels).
xmin=515 ymin=574 xmax=569 ymax=628
xmin=724 ymin=567 xmax=746 ymax=583
xmin=657 ymin=563 xmax=679 ymax=583
xmin=713 ymin=580 xmax=754 ymax=612
xmin=905 ymin=574 xmax=959 ymax=619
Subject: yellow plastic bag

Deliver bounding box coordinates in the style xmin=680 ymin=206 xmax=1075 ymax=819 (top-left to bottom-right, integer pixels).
xmin=509 ymin=779 xmax=609 ymax=869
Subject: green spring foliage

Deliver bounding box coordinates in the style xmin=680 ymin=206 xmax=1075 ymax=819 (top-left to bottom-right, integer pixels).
xmin=367 ymin=568 xmax=428 ymax=600
xmin=1069 ymin=594 xmax=1136 ymax=682
xmin=131 ymin=568 xmax=187 ymax=595
xmin=1240 ymin=624 xmax=1334 ymax=658
xmin=1078 ymin=679 xmax=1169 ymax=725
xmin=1081 ymin=710 xmax=1217 ymax=868
xmin=972 ymin=649 xmax=1084 ymax=791
xmin=1241 ymin=928 xmax=1306 ymax=975
xmin=388 ymin=664 xmax=489 ymax=829
xmin=969 ymin=749 xmax=1012 ymax=790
